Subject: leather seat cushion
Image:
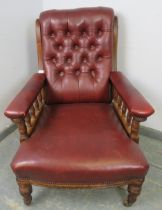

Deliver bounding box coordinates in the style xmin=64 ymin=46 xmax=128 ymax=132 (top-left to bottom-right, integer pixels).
xmin=11 ymin=103 xmax=149 ymax=184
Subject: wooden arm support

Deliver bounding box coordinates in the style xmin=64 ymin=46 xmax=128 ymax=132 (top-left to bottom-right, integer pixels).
xmin=12 ymin=88 xmax=45 ymax=143
xmin=112 ymin=87 xmax=146 ymax=143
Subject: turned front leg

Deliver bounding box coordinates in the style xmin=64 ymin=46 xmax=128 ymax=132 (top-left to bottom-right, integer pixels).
xmin=17 ymin=182 xmax=32 ymax=205
xmin=124 ymin=179 xmax=144 ymax=207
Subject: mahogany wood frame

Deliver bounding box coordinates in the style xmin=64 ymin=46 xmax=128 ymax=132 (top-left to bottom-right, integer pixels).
xmin=13 ymin=16 xmax=145 ymax=207
xmin=17 ymin=177 xmax=144 ymax=206
xmin=12 ymin=88 xmax=45 ymax=142
xmin=112 ymin=87 xmax=147 ymax=144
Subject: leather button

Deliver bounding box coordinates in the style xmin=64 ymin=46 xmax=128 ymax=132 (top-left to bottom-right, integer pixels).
xmin=74 ymin=44 xmax=79 ymax=50
xmin=97 ymin=30 xmax=103 ymax=36
xmin=52 ymin=57 xmax=57 ymax=63
xmin=82 ymin=58 xmax=87 ymax=63
xmin=65 ymin=55 xmax=72 ymax=64
xmin=96 ymin=55 xmax=103 ymax=62
xmin=97 ymin=56 xmax=103 ymax=61
xmin=90 ymin=44 xmax=95 ymax=50
xmin=81 ymin=30 xmax=87 ymax=37
xmin=81 ymin=55 xmax=88 ymax=63
xmin=75 ymin=70 xmax=80 ymax=76
xmin=65 ymin=30 xmax=71 ymax=36
xmin=50 ymin=33 xmax=55 ymax=37
xmin=59 ymin=71 xmax=64 ymax=77
xmin=67 ymin=58 xmax=72 ymax=64
xmin=58 ymin=44 xmax=63 ymax=50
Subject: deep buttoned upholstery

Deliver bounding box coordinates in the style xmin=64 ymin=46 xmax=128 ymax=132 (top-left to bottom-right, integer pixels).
xmin=40 ymin=7 xmax=114 ymax=103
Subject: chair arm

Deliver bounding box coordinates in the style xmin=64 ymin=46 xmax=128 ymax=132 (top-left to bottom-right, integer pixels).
xmin=110 ymin=71 xmax=154 ymax=143
xmin=4 ymin=73 xmax=46 ymax=119
xmin=110 ymin=71 xmax=154 ymax=118
xmin=4 ymin=73 xmax=46 ymax=142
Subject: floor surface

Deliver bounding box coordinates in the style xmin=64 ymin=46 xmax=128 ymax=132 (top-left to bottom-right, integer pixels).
xmin=0 ymin=130 xmax=162 ymax=210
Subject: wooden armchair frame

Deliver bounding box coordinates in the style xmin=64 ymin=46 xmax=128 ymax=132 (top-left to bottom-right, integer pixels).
xmin=4 ymin=14 xmax=154 ymax=207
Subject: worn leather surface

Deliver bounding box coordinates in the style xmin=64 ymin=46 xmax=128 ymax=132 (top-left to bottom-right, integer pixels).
xmin=110 ymin=72 xmax=154 ymax=118
xmin=11 ymin=103 xmax=149 ymax=183
xmin=39 ymin=7 xmax=114 ymax=103
xmin=4 ymin=73 xmax=46 ymax=119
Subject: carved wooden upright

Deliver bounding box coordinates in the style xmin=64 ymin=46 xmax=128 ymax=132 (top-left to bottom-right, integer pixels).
xmin=112 ymin=87 xmax=147 ymax=143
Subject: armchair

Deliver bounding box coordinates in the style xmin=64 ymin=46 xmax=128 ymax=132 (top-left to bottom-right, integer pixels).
xmin=4 ymin=7 xmax=154 ymax=206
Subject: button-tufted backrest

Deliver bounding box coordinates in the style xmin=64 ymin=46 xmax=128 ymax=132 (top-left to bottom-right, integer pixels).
xmin=39 ymin=7 xmax=114 ymax=103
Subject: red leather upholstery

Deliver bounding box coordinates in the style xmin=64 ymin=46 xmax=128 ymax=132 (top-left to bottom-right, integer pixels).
xmin=110 ymin=72 xmax=154 ymax=118
xmin=4 ymin=73 xmax=46 ymax=119
xmin=11 ymin=103 xmax=149 ymax=184
xmin=39 ymin=7 xmax=114 ymax=103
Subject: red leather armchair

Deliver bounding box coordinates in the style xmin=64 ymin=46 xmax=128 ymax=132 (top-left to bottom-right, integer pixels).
xmin=4 ymin=7 xmax=154 ymax=206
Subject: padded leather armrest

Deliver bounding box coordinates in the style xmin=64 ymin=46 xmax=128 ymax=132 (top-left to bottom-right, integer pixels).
xmin=4 ymin=73 xmax=46 ymax=119
xmin=110 ymin=71 xmax=154 ymax=118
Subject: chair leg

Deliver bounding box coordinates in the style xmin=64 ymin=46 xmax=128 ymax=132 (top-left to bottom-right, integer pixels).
xmin=17 ymin=181 xmax=32 ymax=205
xmin=123 ymin=179 xmax=144 ymax=207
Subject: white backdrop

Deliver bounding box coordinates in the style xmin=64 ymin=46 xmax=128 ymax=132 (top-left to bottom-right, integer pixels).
xmin=0 ymin=0 xmax=41 ymax=132
xmin=0 ymin=0 xmax=161 ymax=132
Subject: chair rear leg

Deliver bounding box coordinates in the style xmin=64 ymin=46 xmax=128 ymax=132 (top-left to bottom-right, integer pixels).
xmin=123 ymin=179 xmax=144 ymax=207
xmin=17 ymin=181 xmax=32 ymax=205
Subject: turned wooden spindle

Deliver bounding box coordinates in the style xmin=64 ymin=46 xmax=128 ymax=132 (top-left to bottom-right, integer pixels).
xmin=118 ymin=95 xmax=122 ymax=109
xmin=29 ymin=105 xmax=36 ymax=126
xmin=122 ymin=102 xmax=126 ymax=116
xmin=25 ymin=113 xmax=32 ymax=135
xmin=116 ymin=94 xmax=120 ymax=107
xmin=25 ymin=113 xmax=31 ymax=128
xmin=33 ymin=99 xmax=40 ymax=117
xmin=13 ymin=118 xmax=28 ymax=142
xmin=127 ymin=112 xmax=132 ymax=126
xmin=121 ymin=102 xmax=127 ymax=126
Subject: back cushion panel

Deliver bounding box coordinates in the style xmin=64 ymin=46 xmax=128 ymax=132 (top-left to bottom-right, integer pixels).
xmin=40 ymin=7 xmax=114 ymax=103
